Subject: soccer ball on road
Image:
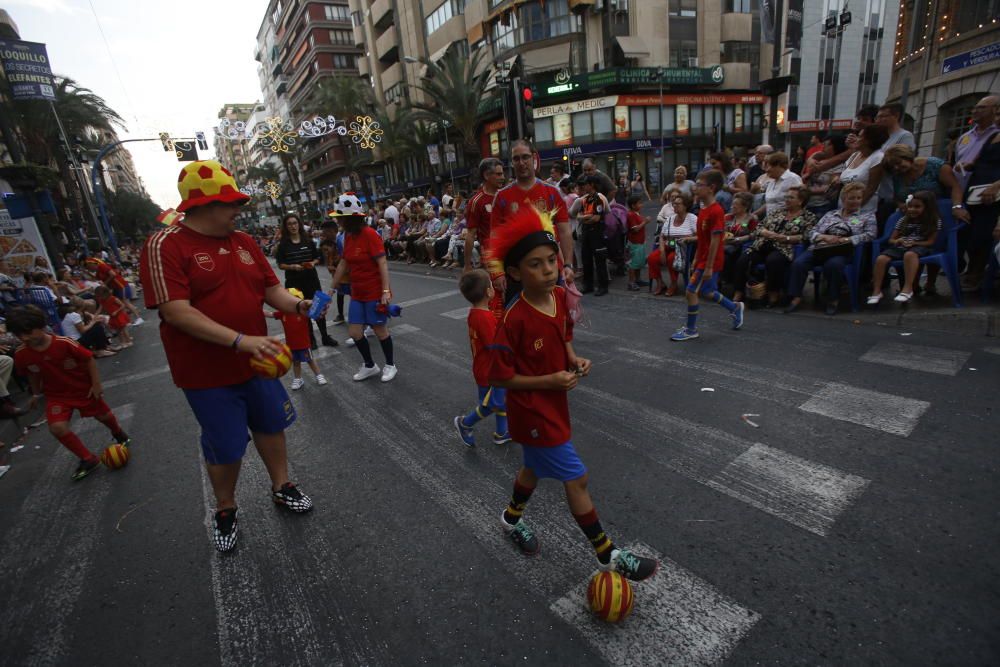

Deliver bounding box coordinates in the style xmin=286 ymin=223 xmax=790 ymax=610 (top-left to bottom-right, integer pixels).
xmin=101 ymin=443 xmax=130 ymax=470
xmin=587 ymin=570 xmax=634 ymax=623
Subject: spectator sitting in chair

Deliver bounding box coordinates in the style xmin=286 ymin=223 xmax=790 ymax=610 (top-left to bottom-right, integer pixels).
xmin=868 ymin=191 xmax=941 ymax=306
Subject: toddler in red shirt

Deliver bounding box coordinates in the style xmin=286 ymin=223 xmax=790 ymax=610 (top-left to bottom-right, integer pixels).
xmin=271 ymin=288 xmax=327 ymax=390
xmin=94 ymin=285 xmax=133 ymax=347
xmin=452 ymin=269 xmax=510 ymax=448
xmin=8 ymin=305 xmax=131 ymax=481
xmin=625 ymin=194 xmax=649 ymax=291
xmin=486 ymin=207 xmax=658 ymax=582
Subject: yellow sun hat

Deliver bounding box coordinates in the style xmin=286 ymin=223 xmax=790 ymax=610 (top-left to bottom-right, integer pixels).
xmin=176 ymin=160 xmax=251 ymax=212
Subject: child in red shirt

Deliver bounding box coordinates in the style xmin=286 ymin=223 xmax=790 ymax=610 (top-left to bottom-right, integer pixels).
xmin=452 ymin=269 xmax=510 ymax=448
xmin=625 ymin=194 xmax=649 ymax=291
xmin=271 ymin=288 xmax=327 ymax=390
xmin=671 ymin=170 xmax=745 ymax=341
xmin=486 ymin=207 xmax=658 ymax=582
xmin=9 ymin=305 xmax=131 ymax=481
xmin=94 ymin=285 xmax=133 ymax=347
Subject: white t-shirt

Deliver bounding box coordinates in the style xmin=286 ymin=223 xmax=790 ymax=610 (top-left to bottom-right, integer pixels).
xmin=61 ymin=312 xmax=83 ymax=340
xmin=763 ymin=170 xmax=804 ymax=214
xmin=657 ymin=210 xmax=698 ymax=240
xmin=840 ymin=150 xmax=885 ymax=214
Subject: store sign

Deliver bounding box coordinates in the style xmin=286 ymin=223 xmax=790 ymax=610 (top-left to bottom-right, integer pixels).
xmin=553 ymin=114 xmax=573 ymax=146
xmin=489 ymin=131 xmax=500 ymax=156
xmin=536 ymin=66 xmax=725 ymax=99
xmin=942 ymin=41 xmax=1000 ymax=75
xmin=534 ymin=96 xmax=618 ymax=119
xmin=534 ymin=93 xmax=765 ymax=119
xmin=614 ymin=106 xmax=629 ymax=139
xmin=538 ymin=137 xmax=678 ymax=161
xmin=0 ymin=39 xmax=56 ymax=100
xmin=787 ymin=119 xmax=853 ymax=133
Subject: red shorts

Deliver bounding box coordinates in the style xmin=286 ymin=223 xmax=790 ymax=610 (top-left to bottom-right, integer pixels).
xmin=46 ymin=397 xmax=112 ymax=424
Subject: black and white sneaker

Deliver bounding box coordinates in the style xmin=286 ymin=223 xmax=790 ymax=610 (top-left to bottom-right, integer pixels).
xmin=272 ymin=482 xmax=313 ymax=512
xmin=213 ymin=507 xmax=239 ymax=553
xmin=500 ymin=511 xmax=539 ymax=556
xmin=601 ymin=547 xmax=658 ymax=582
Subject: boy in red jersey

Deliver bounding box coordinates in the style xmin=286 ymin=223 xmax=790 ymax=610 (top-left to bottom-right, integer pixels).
xmin=272 ymin=288 xmax=327 ymax=390
xmin=94 ymin=285 xmax=133 ymax=347
xmin=329 ymin=193 xmax=397 ymax=383
xmin=452 ymin=269 xmax=511 ymax=448
xmin=486 ymin=208 xmax=658 ymax=582
xmin=670 ymin=170 xmax=746 ymax=341
xmin=8 ymin=305 xmax=131 ymax=481
xmin=84 ymin=256 xmax=143 ymax=324
xmin=465 ymin=158 xmax=506 ymax=318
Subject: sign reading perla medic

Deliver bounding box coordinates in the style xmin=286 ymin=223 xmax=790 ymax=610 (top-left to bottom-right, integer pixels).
xmin=0 ymin=39 xmax=56 ymax=101
xmin=541 ymin=66 xmax=724 ymax=97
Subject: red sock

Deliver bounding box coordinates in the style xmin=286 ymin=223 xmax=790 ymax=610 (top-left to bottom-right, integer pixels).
xmin=56 ymin=431 xmax=95 ymax=461
xmin=96 ymin=412 xmax=123 ymax=435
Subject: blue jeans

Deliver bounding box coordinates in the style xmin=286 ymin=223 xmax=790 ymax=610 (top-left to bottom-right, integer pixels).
xmin=788 ymin=249 xmax=851 ymax=301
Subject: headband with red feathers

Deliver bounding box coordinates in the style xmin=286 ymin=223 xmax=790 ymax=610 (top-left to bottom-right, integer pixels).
xmin=485 ymin=202 xmax=559 ymax=274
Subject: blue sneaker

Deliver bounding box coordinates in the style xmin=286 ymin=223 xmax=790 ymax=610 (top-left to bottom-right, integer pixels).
xmin=454 ymin=416 xmax=475 ymax=447
xmin=670 ymin=327 xmax=699 ymax=342
xmin=732 ymin=301 xmax=745 ymax=330
xmin=493 ymin=431 xmax=512 ymax=445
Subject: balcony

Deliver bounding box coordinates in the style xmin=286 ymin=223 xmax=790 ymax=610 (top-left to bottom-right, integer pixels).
xmin=275 ymin=77 xmax=288 ymax=95
xmin=721 ymin=12 xmax=752 ymax=43
xmin=371 ymin=0 xmax=392 ymax=30
xmin=426 ymin=15 xmax=466 ymax=56
xmin=381 ymin=61 xmax=402 ymax=89
xmin=719 ymin=62 xmax=752 ymax=90
xmin=358 ymin=56 xmax=370 ymax=77
xmin=376 ymin=25 xmax=399 ymax=63
xmin=353 ymin=24 xmax=365 ymax=48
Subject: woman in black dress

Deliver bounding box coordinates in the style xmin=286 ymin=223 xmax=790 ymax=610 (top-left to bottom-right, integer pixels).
xmin=274 ymin=214 xmax=337 ymax=347
xmin=963 ymin=128 xmax=1000 ymax=290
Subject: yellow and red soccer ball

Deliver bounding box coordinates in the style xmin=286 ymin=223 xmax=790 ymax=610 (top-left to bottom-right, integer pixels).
xmin=101 ymin=443 xmax=130 ymax=470
xmin=249 ymin=343 xmax=293 ymax=379
xmin=587 ymin=570 xmax=634 ymax=623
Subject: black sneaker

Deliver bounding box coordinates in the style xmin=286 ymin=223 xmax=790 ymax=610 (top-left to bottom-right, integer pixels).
xmin=321 ymin=336 xmax=339 ymax=347
xmin=71 ymin=457 xmax=100 ymax=481
xmin=214 ymin=507 xmax=239 ymax=553
xmin=500 ymin=511 xmax=539 ymax=556
xmin=114 ymin=432 xmax=132 ymax=448
xmin=602 ymin=547 xmax=659 ymax=582
xmin=272 ymin=482 xmax=313 ymax=512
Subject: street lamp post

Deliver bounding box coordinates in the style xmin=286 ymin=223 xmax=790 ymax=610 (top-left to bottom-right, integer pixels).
xmin=657 ymin=67 xmax=664 ymax=192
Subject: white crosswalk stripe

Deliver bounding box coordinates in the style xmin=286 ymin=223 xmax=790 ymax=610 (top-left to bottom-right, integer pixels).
xmin=798 ymin=382 xmax=930 ymax=437
xmin=859 ymin=341 xmax=971 ymax=376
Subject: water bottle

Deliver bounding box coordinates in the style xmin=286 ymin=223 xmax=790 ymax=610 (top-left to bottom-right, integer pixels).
xmin=307 ymin=291 xmax=332 ymax=320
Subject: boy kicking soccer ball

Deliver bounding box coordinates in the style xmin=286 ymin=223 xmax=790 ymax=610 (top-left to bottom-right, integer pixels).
xmin=8 ymin=305 xmax=131 ymax=481
xmin=453 ymin=269 xmax=511 ymax=447
xmin=485 ymin=206 xmax=658 ymax=582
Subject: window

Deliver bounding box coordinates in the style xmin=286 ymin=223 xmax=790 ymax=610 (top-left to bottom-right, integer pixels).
xmin=592 ymin=109 xmax=613 ymax=141
xmin=646 ymin=107 xmax=660 ymax=133
xmin=332 ymin=54 xmax=356 ymax=69
xmin=385 ymin=82 xmax=405 ymax=105
xmin=630 ymin=108 xmax=645 ymax=136
xmin=722 ymin=0 xmax=752 ymax=12
xmin=329 ymin=30 xmax=352 ymax=44
xmin=668 ymin=0 xmax=697 ymax=17
xmin=535 ymin=118 xmax=554 ymax=148
xmin=271 ymin=0 xmax=284 ymax=25
xmin=572 ymin=112 xmax=592 ymax=144
xmin=426 ymin=0 xmax=466 ymax=36
xmin=669 ymin=40 xmax=698 ymax=67
xmin=309 ymin=33 xmax=316 ymax=48
xmin=352 ymin=10 xmax=363 ymax=27
xmin=722 ymin=41 xmax=756 ymax=64
xmin=490 ymin=0 xmax=580 ymax=56
xmin=954 ymin=0 xmax=999 ymax=34
xmin=324 ymin=4 xmax=350 ymax=22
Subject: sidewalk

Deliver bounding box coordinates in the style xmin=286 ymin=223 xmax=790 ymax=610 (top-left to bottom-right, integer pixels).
xmin=386 ymin=259 xmax=999 ymax=338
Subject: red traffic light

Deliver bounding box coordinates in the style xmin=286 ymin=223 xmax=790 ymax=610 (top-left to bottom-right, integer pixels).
xmin=522 ymin=87 xmax=533 ymax=102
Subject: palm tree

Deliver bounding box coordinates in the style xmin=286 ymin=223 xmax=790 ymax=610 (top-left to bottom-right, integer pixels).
xmin=372 ymin=107 xmax=416 ymax=184
xmin=407 ymin=48 xmax=492 ymax=164
xmin=246 ymin=163 xmax=281 ymax=183
xmin=307 ymin=75 xmax=374 ymax=123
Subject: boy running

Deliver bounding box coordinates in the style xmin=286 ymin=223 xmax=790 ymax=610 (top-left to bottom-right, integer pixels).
xmin=453 ymin=269 xmax=511 ymax=447
xmin=486 ymin=208 xmax=658 ymax=581
xmin=272 ymin=288 xmax=327 ymax=390
xmin=671 ymin=169 xmax=745 ymax=341
xmin=9 ymin=305 xmax=131 ymax=481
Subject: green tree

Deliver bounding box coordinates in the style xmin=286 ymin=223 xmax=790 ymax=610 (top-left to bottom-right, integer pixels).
xmin=106 ymin=190 xmax=161 ymax=240
xmin=307 ymin=75 xmax=374 ymax=122
xmin=407 ymin=48 xmax=492 ymax=164
xmin=246 ymin=163 xmax=281 ymax=182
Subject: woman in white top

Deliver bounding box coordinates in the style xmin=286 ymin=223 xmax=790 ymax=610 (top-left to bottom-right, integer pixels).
xmin=648 ymin=192 xmax=699 ymax=295
xmin=835 ymin=124 xmax=890 ymax=215
xmin=756 ymin=151 xmax=804 ymax=218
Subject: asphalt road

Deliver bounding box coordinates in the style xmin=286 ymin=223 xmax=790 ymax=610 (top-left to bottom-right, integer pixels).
xmin=0 ymin=261 xmax=997 ymax=667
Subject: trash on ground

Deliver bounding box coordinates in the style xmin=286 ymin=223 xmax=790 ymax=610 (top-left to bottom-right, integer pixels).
xmin=968 ymin=368 xmax=977 ymax=371
xmin=700 ymin=387 xmax=715 ymax=392
xmin=9 ymin=445 xmax=23 ymax=453
xmin=900 ymin=332 xmax=913 ymax=336
xmin=741 ymin=413 xmax=761 ymax=428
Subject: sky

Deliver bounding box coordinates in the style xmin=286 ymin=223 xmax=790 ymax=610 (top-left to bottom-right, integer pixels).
xmin=5 ymin=0 xmax=269 ymax=208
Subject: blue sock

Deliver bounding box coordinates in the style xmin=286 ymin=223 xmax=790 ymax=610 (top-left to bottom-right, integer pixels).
xmin=495 ymin=409 xmax=508 ymax=435
xmin=711 ymin=291 xmax=738 ymax=313
xmin=686 ymin=305 xmax=699 ymax=330
xmin=461 ymin=405 xmax=490 ymax=428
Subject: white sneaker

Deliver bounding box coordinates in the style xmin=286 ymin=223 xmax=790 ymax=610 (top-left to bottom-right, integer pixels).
xmin=316 ymin=374 xmax=328 ymax=386
xmin=353 ymin=364 xmax=381 ymax=381
xmin=866 ymin=294 xmax=882 ymax=305
xmin=291 ymin=378 xmax=304 ymax=390
xmin=380 ymin=364 xmax=398 ymax=382
xmin=364 ymin=326 xmax=375 ymax=337
xmin=345 ymin=337 xmax=356 ymax=347
xmin=132 ymin=317 xmax=144 ymax=326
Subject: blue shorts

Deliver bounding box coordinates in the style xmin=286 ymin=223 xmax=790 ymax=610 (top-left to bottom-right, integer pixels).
xmin=291 ymin=348 xmax=311 ymax=363
xmin=183 ymin=376 xmax=297 ymax=465
xmin=477 ymin=385 xmax=506 ymax=412
xmin=338 ymin=284 xmax=351 ymax=296
xmin=522 ymin=441 xmax=587 ymax=482
xmin=348 ymin=299 xmax=388 ymax=326
xmin=686 ymin=268 xmax=720 ymax=296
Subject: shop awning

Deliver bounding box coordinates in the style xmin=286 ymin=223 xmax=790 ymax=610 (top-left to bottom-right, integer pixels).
xmin=521 ymin=43 xmax=570 ymax=73
xmin=615 ymin=36 xmax=649 ymax=58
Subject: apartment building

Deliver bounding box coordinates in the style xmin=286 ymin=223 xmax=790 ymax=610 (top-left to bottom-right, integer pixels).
xmin=213 ymin=103 xmax=257 ymax=181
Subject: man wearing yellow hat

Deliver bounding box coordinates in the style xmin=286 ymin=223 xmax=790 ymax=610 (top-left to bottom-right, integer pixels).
xmin=139 ymin=160 xmax=316 ymax=553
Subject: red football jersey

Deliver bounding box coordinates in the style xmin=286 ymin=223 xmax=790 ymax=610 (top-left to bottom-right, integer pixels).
xmin=488 ymin=286 xmax=574 ymax=447
xmin=342 ymin=226 xmax=385 ymax=302
xmin=139 ymin=225 xmax=279 ymax=389
xmin=626 ymin=211 xmax=646 ymax=244
xmin=274 ymin=311 xmax=311 ymax=351
xmin=467 ymin=307 xmax=498 ymax=387
xmin=465 ymin=188 xmax=496 ymax=248
xmin=694 ymin=202 xmax=727 ymax=270
xmin=88 ymin=258 xmax=127 ymax=289
xmin=15 ymin=335 xmax=95 ymax=400
xmin=490 ymin=179 xmax=569 ymax=238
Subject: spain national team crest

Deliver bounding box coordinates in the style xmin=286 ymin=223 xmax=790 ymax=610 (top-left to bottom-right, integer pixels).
xmin=534 ymin=199 xmax=547 ymax=212
xmin=533 ymin=338 xmax=544 ymax=351
xmin=485 ymin=204 xmax=493 ymax=213
xmin=237 ymin=248 xmax=254 ymax=265
xmin=510 ymin=202 xmax=519 ymax=214
xmin=194 ymin=252 xmax=215 ymax=271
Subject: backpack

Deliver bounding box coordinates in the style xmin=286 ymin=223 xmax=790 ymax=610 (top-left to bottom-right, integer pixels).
xmin=606 ymin=200 xmax=628 ymax=239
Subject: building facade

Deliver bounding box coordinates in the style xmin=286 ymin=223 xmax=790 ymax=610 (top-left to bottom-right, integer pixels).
xmin=213 ymin=103 xmax=257 ymax=181
xmin=886 ymin=0 xmax=999 ymax=156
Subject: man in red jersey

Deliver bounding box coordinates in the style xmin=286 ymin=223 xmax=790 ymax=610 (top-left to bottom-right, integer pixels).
xmin=140 ymin=160 xmax=314 ymax=553
xmin=489 ymin=140 xmax=573 ymax=304
xmin=465 ymin=157 xmax=506 ymax=317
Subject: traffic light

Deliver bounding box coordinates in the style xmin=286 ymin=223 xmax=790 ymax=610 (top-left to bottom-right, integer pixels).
xmin=521 ymin=86 xmax=534 ymax=141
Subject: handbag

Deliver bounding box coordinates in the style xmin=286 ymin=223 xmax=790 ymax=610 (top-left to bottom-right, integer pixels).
xmin=672 ymin=243 xmax=686 ymax=272
xmin=810 ymin=241 xmax=854 ymax=261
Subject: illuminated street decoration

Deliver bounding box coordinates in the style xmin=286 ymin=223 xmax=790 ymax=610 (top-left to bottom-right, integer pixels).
xmin=216 ymin=118 xmax=249 ymax=141
xmin=298 ymin=115 xmax=347 ymax=139
xmin=348 ymin=115 xmax=383 ymax=150
xmin=256 ymin=116 xmax=298 ymax=153
xmin=238 ymin=181 xmax=282 ymax=200
xmin=262 ymin=181 xmax=283 ymax=200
